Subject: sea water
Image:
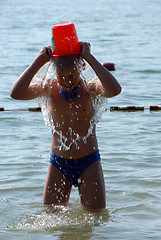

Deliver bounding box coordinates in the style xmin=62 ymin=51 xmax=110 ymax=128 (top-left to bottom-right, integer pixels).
xmin=1 ymin=0 xmax=161 ymax=239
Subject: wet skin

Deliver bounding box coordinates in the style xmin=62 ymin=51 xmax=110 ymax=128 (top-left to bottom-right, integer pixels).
xmin=10 ymin=44 xmax=121 ymax=210
xmin=43 ymin=60 xmax=105 ymax=210
xmin=48 ymin=68 xmax=98 ymax=158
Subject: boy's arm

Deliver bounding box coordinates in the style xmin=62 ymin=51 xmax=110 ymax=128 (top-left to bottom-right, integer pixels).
xmin=80 ymin=42 xmax=121 ymax=98
xmin=10 ymin=46 xmax=52 ymax=100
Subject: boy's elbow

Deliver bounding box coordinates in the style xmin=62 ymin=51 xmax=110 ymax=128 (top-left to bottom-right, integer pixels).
xmin=9 ymin=89 xmax=16 ymax=99
xmin=10 ymin=89 xmax=18 ymax=100
xmin=115 ymin=85 xmax=122 ymax=96
xmin=105 ymin=85 xmax=122 ymax=98
xmin=10 ymin=89 xmax=24 ymax=100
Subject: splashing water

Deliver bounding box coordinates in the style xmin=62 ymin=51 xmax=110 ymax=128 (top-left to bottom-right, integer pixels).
xmin=32 ymin=59 xmax=107 ymax=151
xmin=9 ymin=205 xmax=109 ymax=232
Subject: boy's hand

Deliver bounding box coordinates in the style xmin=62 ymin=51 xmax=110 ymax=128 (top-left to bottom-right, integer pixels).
xmin=80 ymin=42 xmax=91 ymax=59
xmin=38 ymin=46 xmax=52 ymax=63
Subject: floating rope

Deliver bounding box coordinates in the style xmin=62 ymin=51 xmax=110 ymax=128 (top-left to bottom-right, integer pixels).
xmin=1 ymin=106 xmax=161 ymax=112
xmin=110 ymin=106 xmax=161 ymax=111
xmin=0 ymin=107 xmax=41 ymax=112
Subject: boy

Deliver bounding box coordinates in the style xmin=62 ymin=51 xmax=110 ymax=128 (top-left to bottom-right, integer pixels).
xmin=10 ymin=42 xmax=121 ymax=211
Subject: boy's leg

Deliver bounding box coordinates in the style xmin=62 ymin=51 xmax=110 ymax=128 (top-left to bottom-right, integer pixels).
xmin=43 ymin=163 xmax=72 ymax=205
xmin=78 ymin=161 xmax=106 ymax=210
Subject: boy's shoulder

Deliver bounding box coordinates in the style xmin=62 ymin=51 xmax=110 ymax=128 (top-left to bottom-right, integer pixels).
xmin=44 ymin=78 xmax=59 ymax=94
xmin=31 ymin=77 xmax=58 ymax=97
xmin=86 ymin=78 xmax=105 ymax=96
xmin=42 ymin=78 xmax=57 ymax=89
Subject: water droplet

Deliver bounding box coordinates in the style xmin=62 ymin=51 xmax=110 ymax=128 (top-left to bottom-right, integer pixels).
xmin=78 ymin=178 xmax=81 ymax=184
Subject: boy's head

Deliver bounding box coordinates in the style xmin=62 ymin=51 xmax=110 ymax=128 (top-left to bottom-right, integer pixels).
xmin=54 ymin=55 xmax=81 ymax=70
xmin=53 ymin=55 xmax=85 ymax=90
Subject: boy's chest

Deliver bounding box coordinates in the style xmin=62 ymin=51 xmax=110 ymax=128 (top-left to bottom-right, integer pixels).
xmin=48 ymin=90 xmax=95 ymax=125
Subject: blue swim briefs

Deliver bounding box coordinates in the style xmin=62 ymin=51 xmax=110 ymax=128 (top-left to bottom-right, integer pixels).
xmin=49 ymin=150 xmax=100 ymax=187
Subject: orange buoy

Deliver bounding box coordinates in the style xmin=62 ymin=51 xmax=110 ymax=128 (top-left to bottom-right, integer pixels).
xmin=51 ymin=22 xmax=80 ymax=56
xmin=102 ymin=62 xmax=115 ymax=71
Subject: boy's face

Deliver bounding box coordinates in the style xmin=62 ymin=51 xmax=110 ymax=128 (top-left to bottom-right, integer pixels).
xmin=54 ymin=55 xmax=81 ymax=91
xmin=56 ymin=66 xmax=80 ymax=91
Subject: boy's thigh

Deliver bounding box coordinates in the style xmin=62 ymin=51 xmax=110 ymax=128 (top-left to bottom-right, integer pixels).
xmin=78 ymin=161 xmax=106 ymax=210
xmin=43 ymin=163 xmax=72 ymax=205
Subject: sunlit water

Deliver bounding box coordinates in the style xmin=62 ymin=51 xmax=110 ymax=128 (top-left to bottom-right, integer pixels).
xmin=1 ymin=0 xmax=161 ymax=239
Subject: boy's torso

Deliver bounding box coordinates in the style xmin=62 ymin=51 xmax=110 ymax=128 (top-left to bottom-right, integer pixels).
xmin=47 ymin=79 xmax=98 ymax=158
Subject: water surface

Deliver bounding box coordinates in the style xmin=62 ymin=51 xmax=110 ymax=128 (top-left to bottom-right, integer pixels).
xmin=1 ymin=0 xmax=161 ymax=239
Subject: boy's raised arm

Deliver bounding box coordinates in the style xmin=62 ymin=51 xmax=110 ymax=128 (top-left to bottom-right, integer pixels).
xmin=10 ymin=46 xmax=52 ymax=100
xmin=80 ymin=42 xmax=121 ymax=98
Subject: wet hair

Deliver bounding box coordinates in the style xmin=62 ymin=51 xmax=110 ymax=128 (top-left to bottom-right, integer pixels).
xmin=53 ymin=55 xmax=84 ymax=71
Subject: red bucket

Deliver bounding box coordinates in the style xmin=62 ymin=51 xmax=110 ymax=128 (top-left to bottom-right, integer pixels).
xmin=51 ymin=22 xmax=80 ymax=56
